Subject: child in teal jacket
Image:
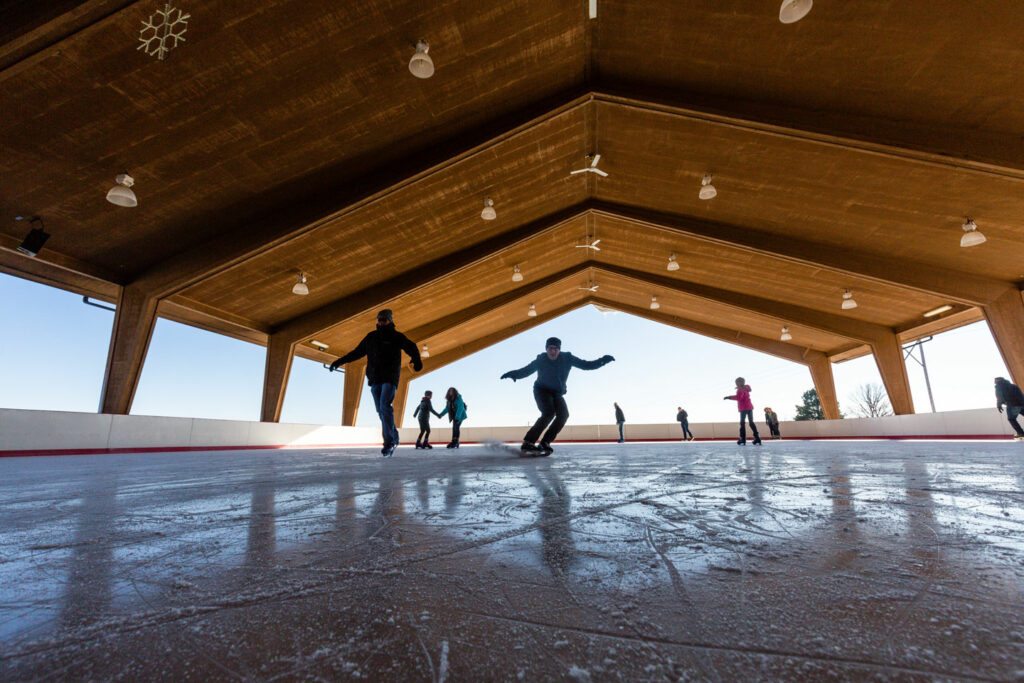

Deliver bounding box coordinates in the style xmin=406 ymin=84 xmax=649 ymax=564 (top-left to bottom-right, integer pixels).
xmin=438 ymin=387 xmax=467 ymax=449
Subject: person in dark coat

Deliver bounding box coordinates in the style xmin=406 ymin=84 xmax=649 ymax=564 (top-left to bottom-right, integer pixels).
xmin=994 ymin=376 xmax=1024 ymax=439
xmin=413 ymin=390 xmax=441 ymax=449
xmin=329 ymin=309 xmax=422 ymax=457
xmin=501 ymin=337 xmax=614 ymax=455
xmin=764 ymin=407 xmax=781 ymax=439
xmin=614 ymin=402 xmax=626 ymax=443
xmin=676 ymin=407 xmax=694 ymax=441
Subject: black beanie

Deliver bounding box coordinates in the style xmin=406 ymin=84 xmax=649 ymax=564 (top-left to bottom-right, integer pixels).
xmin=545 ymin=337 xmax=561 ymax=349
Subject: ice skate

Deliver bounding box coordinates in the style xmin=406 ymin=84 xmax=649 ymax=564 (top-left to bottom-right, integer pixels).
xmin=382 ymin=442 xmax=397 ymax=457
xmin=538 ymin=442 xmax=554 ymax=456
xmin=737 ymin=438 xmax=746 ymax=445
xmin=753 ymin=436 xmax=762 ymax=445
xmin=520 ymin=441 xmax=543 ymax=456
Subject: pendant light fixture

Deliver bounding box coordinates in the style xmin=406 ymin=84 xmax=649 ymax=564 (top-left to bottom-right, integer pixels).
xmin=650 ymin=296 xmax=660 ymax=310
xmin=780 ymin=326 xmax=792 ymax=341
xmin=421 ymin=344 xmax=430 ymax=358
xmin=106 ymin=173 xmax=138 ymax=207
xmin=512 ymin=265 xmax=523 ymax=282
xmin=960 ymin=218 xmax=986 ymax=247
xmin=667 ymin=253 xmax=680 ymax=271
xmin=292 ymin=272 xmax=309 ymax=296
xmin=409 ymin=41 xmax=434 ymax=79
xmin=699 ymin=174 xmax=717 ymax=200
xmin=779 ymin=0 xmax=812 ymax=23
xmin=481 ymin=197 xmax=496 ymax=220
xmin=527 ymin=304 xmax=537 ymax=317
xmin=841 ymin=289 xmax=857 ymax=310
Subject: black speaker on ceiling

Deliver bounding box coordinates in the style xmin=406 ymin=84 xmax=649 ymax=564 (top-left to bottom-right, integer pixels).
xmin=17 ymin=219 xmax=49 ymax=257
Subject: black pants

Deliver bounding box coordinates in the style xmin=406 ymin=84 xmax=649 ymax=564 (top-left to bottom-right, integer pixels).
xmin=451 ymin=419 xmax=462 ymax=442
xmin=679 ymin=420 xmax=693 ymax=439
xmin=768 ymin=422 xmax=781 ymax=437
xmin=417 ymin=422 xmax=430 ymax=444
xmin=1007 ymin=406 xmax=1024 ymax=436
xmin=524 ymin=386 xmax=569 ymax=445
xmin=739 ymin=410 xmax=760 ymax=441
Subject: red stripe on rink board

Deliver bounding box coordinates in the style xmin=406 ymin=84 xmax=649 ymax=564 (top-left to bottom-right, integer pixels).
xmin=0 ymin=435 xmax=1012 ymax=458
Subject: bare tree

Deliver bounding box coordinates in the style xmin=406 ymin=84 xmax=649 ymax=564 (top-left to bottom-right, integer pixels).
xmin=848 ymin=383 xmax=892 ymax=418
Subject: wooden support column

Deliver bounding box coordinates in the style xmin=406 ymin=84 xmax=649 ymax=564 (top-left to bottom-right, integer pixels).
xmin=392 ymin=374 xmax=412 ymax=429
xmin=99 ymin=284 xmax=159 ymax=415
xmin=982 ymin=287 xmax=1024 ymax=387
xmin=870 ymin=333 xmax=915 ymax=415
xmin=805 ymin=351 xmax=840 ymax=420
xmin=260 ymin=333 xmax=296 ymax=422
xmin=341 ymin=359 xmax=366 ymax=426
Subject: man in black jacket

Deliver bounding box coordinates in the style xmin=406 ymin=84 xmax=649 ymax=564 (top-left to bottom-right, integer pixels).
xmin=994 ymin=376 xmax=1024 ymax=440
xmin=501 ymin=337 xmax=614 ymax=455
xmin=614 ymin=402 xmax=626 ymax=443
xmin=330 ymin=310 xmax=422 ymax=456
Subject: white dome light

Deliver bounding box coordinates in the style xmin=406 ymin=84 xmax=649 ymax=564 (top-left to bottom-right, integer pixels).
xmin=481 ymin=197 xmax=496 ymax=220
xmin=106 ymin=173 xmax=137 ymax=207
xmin=292 ymin=272 xmax=309 ymax=296
xmin=667 ymin=253 xmax=680 ymax=271
xmin=527 ymin=304 xmax=537 ymax=317
xmin=421 ymin=344 xmax=430 ymax=358
xmin=512 ymin=265 xmax=523 ymax=282
xmin=841 ymin=289 xmax=857 ymax=310
xmin=779 ymin=0 xmax=812 ymax=24
xmin=650 ymin=296 xmax=660 ymax=310
xmin=780 ymin=326 xmax=792 ymax=341
xmin=699 ymin=174 xmax=717 ymax=200
xmin=960 ymin=218 xmax=986 ymax=247
xmin=409 ymin=41 xmax=434 ymax=79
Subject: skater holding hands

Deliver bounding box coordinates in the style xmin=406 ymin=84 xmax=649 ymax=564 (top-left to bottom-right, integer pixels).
xmin=724 ymin=377 xmax=761 ymax=445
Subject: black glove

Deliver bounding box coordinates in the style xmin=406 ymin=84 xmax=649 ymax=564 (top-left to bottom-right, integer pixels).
xmin=723 ymin=396 xmax=731 ymax=400
xmin=601 ymin=354 xmax=615 ymax=363
xmin=412 ymin=359 xmax=423 ymax=372
xmin=500 ymin=372 xmax=515 ymax=381
xmin=329 ymin=359 xmax=343 ymax=372
xmin=998 ymin=405 xmax=1004 ymax=413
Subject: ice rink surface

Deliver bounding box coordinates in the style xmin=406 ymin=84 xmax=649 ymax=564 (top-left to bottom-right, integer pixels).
xmin=1 ymin=440 xmax=1023 ymax=681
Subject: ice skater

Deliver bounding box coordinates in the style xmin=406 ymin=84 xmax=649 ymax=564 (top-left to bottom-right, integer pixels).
xmin=329 ymin=309 xmax=422 ymax=457
xmin=500 ymin=337 xmax=614 ymax=455
xmin=724 ymin=377 xmax=761 ymax=445
xmin=413 ymin=390 xmax=441 ymax=449
xmin=438 ymin=387 xmax=467 ymax=449
xmin=614 ymin=402 xmax=626 ymax=443
xmin=764 ymin=407 xmax=781 ymax=439
xmin=994 ymin=377 xmax=1024 ymax=440
xmin=676 ymin=406 xmax=694 ymax=441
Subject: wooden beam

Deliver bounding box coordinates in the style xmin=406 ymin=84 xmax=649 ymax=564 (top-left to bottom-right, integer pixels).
xmin=403 ymin=262 xmax=592 ymax=343
xmin=981 ymin=287 xmax=1024 ymax=387
xmin=260 ymin=334 xmax=296 ymax=423
xmin=393 ymin=375 xmax=411 ymax=429
xmin=1 ymin=234 xmax=122 ymax=298
xmin=806 ymin=351 xmax=841 ymax=420
xmin=594 ymin=262 xmax=893 ymax=344
xmin=592 ymin=202 xmax=1008 ymax=306
xmin=99 ymin=284 xmax=158 ymax=414
xmin=275 ymin=204 xmax=588 ymax=343
xmin=871 ymin=332 xmax=915 ymax=415
xmin=589 ymin=296 xmax=813 ymax=365
xmin=341 ymin=359 xmax=366 ymax=427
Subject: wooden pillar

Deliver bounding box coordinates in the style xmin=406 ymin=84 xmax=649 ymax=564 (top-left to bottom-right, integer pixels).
xmin=870 ymin=332 xmax=914 ymax=415
xmin=393 ymin=374 xmax=412 ymax=428
xmin=341 ymin=358 xmax=366 ymax=426
xmin=260 ymin=333 xmax=295 ymax=422
xmin=99 ymin=285 xmax=159 ymax=414
xmin=982 ymin=287 xmax=1024 ymax=387
xmin=805 ymin=351 xmax=840 ymax=420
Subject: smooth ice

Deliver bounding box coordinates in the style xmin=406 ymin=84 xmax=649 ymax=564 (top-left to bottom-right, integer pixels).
xmin=1 ymin=441 xmax=1023 ymax=681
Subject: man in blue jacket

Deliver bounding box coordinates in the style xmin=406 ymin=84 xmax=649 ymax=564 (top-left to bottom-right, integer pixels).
xmin=330 ymin=309 xmax=422 ymax=457
xmin=501 ymin=337 xmax=614 ymax=455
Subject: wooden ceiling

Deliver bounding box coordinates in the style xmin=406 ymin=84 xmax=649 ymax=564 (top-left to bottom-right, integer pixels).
xmin=2 ymin=0 xmax=1023 ymax=373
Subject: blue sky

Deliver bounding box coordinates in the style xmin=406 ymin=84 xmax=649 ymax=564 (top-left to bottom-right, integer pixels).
xmin=0 ymin=272 xmax=1009 ymax=427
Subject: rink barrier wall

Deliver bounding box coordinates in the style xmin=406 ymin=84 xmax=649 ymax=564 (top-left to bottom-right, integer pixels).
xmin=0 ymin=406 xmax=1016 ymax=456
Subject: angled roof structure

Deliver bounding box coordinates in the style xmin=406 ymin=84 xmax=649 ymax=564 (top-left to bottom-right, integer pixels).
xmin=2 ymin=1 xmax=1023 ymax=423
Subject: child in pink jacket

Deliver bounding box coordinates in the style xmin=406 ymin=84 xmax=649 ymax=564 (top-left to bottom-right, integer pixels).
xmin=724 ymin=377 xmax=761 ymax=445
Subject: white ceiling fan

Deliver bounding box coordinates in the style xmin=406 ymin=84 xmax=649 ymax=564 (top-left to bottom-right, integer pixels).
xmin=578 ymin=279 xmax=600 ymax=292
xmin=575 ymin=236 xmax=601 ymax=251
xmin=570 ymin=154 xmax=608 ymax=177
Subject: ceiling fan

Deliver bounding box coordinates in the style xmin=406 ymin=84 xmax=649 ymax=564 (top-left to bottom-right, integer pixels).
xmin=578 ymin=280 xmax=600 ymax=292
xmin=575 ymin=236 xmax=601 ymax=251
xmin=569 ymin=154 xmax=608 ymax=177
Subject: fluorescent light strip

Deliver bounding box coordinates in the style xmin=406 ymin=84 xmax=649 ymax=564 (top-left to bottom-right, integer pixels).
xmin=923 ymin=305 xmax=952 ymax=318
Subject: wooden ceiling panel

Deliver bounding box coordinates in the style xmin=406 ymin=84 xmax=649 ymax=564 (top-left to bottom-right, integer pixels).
xmin=176 ymin=109 xmax=589 ymax=325
xmin=0 ymin=0 xmax=583 ymax=274
xmin=590 ymin=215 xmax=949 ymax=327
xmin=593 ymin=273 xmax=849 ymax=352
xmin=592 ymin=101 xmax=1024 ymax=280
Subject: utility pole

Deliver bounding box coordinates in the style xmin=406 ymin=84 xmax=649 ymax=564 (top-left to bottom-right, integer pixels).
xmin=903 ymin=336 xmax=936 ymax=413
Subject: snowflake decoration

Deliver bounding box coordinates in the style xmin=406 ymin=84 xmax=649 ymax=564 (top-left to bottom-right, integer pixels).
xmin=138 ymin=3 xmax=190 ymax=61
